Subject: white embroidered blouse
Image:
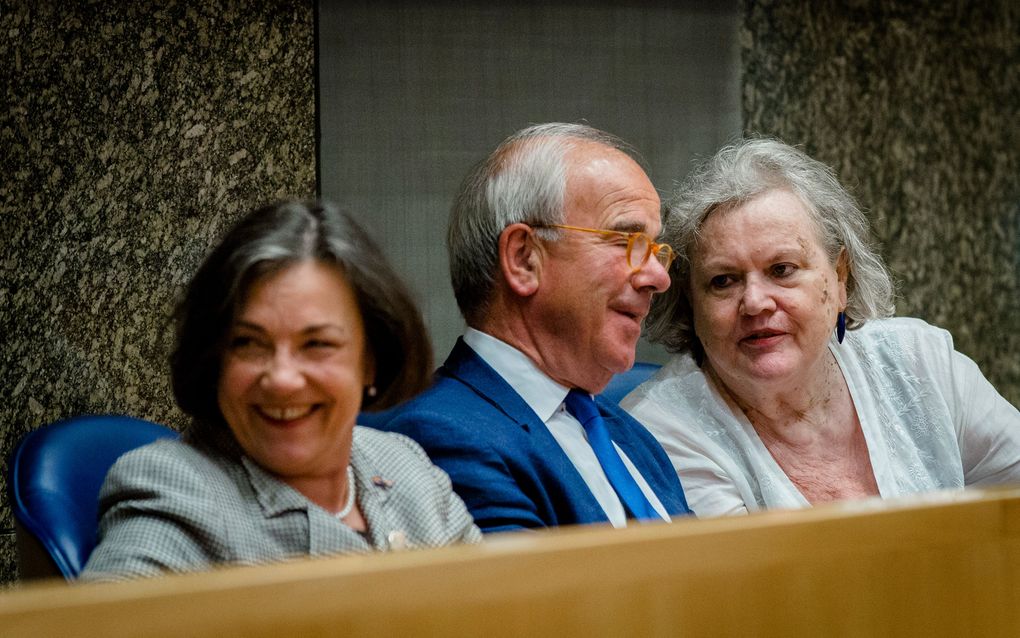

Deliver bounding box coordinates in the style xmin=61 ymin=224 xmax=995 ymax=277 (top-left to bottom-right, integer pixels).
xmin=621 ymin=317 xmax=1020 ymax=517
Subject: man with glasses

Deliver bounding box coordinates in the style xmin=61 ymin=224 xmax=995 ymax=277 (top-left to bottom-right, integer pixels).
xmin=381 ymin=123 xmax=691 ymax=532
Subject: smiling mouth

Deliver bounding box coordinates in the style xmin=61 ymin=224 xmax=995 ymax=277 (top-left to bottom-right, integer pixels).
xmin=258 ymin=405 xmax=317 ymax=421
xmin=614 ymin=303 xmax=649 ymax=323
xmin=740 ymin=329 xmax=785 ymax=343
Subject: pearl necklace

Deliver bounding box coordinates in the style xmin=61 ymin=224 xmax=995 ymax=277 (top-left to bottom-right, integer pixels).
xmin=335 ymin=466 xmax=356 ymax=519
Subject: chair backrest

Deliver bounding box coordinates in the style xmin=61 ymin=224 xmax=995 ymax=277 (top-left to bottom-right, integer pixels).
xmin=357 ymin=362 xmax=664 ymax=429
xmin=8 ymin=414 xmax=178 ymax=580
xmin=356 ymin=407 xmax=400 ymax=430
xmin=599 ymin=362 xmax=662 ymax=405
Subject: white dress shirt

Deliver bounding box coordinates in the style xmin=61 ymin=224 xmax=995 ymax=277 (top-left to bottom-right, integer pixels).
xmin=464 ymin=328 xmax=670 ymax=527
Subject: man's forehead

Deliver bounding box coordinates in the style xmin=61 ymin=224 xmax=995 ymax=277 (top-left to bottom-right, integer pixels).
xmin=564 ymin=139 xmax=634 ymax=167
xmin=564 ymin=148 xmax=658 ymax=220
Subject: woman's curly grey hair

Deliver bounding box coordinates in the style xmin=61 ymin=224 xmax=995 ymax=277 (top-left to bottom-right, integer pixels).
xmin=645 ymin=137 xmax=895 ymax=356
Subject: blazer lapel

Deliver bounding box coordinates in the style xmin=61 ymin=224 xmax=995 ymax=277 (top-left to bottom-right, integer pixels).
xmin=241 ymin=454 xmax=375 ymax=554
xmin=347 ymin=435 xmax=404 ymax=550
xmin=442 ymin=338 xmax=610 ymax=525
xmin=241 ymin=455 xmax=310 ymax=517
xmin=598 ymin=402 xmax=664 ymax=489
xmin=441 ymin=338 xmax=544 ymax=432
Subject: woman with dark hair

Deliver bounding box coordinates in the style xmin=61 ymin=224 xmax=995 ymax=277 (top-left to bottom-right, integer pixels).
xmin=83 ymin=200 xmax=480 ymax=580
xmin=623 ymin=139 xmax=1020 ymax=517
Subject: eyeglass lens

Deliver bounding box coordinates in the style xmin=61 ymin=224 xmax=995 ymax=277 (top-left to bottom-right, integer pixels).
xmin=627 ymin=234 xmax=673 ymax=269
xmin=627 ymin=234 xmax=650 ymax=268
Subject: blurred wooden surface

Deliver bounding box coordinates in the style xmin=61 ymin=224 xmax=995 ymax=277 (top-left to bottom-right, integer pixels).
xmin=2 ymin=487 xmax=1020 ymax=637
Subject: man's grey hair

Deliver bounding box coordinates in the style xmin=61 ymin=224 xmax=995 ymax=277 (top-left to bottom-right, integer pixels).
xmin=448 ymin=122 xmax=639 ymax=325
xmin=646 ymin=137 xmax=895 ymax=356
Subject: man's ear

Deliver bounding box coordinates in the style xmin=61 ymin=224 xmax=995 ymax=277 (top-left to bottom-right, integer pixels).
xmin=498 ymin=223 xmax=542 ymax=297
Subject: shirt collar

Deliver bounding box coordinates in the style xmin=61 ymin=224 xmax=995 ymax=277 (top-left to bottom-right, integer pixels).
xmin=463 ymin=328 xmax=569 ymax=422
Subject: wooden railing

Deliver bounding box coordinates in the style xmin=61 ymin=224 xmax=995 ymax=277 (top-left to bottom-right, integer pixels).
xmin=3 ymin=487 xmax=1020 ymax=637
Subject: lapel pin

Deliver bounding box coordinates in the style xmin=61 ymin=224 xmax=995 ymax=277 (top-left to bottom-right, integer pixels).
xmin=371 ymin=475 xmax=394 ymax=489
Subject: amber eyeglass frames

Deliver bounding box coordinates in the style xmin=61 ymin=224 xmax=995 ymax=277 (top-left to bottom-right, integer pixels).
xmin=533 ymin=223 xmax=675 ymax=271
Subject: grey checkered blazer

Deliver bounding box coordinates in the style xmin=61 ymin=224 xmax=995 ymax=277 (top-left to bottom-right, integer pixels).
xmin=81 ymin=426 xmax=482 ymax=581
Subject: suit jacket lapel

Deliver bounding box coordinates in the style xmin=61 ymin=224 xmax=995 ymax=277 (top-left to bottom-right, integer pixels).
xmin=441 ymin=338 xmax=544 ymax=432
xmin=348 ymin=431 xmax=401 ymax=549
xmin=241 ymin=455 xmax=310 ymax=517
xmin=599 ymin=408 xmax=640 ymax=454
xmin=441 ymin=338 xmax=610 ymax=525
xmin=598 ymin=397 xmax=689 ymax=515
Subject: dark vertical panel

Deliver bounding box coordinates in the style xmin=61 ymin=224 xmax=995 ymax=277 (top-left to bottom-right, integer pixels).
xmin=318 ymin=1 xmax=742 ymax=363
xmin=0 ymin=0 xmax=316 ymax=585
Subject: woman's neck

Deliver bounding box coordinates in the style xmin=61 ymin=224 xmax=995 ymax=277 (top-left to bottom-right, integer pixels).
xmin=706 ymin=350 xmax=878 ymax=504
xmin=706 ymin=350 xmax=848 ymax=444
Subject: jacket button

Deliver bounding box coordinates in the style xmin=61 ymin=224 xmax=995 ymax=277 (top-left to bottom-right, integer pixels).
xmin=387 ymin=530 xmax=408 ymax=550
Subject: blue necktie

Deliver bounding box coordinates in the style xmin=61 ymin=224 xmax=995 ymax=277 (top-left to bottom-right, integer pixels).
xmin=564 ymin=389 xmax=660 ymax=521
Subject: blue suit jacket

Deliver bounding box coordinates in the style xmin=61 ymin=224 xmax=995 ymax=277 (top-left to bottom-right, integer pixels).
xmin=380 ymin=338 xmax=691 ymax=533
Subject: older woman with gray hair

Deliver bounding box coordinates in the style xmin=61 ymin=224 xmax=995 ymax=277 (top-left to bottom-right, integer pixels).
xmin=622 ymin=138 xmax=1020 ymax=517
xmin=83 ymin=200 xmax=480 ymax=580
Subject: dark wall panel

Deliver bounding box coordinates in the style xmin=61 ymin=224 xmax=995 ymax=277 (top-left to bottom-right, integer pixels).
xmin=0 ymin=0 xmax=315 ymax=585
xmin=318 ymin=1 xmax=743 ymax=364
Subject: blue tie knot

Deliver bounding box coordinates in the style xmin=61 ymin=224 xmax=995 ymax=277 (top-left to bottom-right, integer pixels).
xmin=564 ymin=389 xmax=599 ymax=426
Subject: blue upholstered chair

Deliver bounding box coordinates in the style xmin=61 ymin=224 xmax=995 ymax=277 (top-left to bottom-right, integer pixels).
xmin=358 ymin=363 xmax=664 ymax=431
xmin=599 ymin=362 xmax=662 ymax=405
xmin=8 ymin=414 xmax=178 ymax=580
xmin=356 ymin=407 xmax=400 ymax=430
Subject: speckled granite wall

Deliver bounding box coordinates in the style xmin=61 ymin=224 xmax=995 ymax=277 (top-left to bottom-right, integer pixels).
xmin=742 ymin=0 xmax=1020 ymax=406
xmin=0 ymin=0 xmax=314 ymax=585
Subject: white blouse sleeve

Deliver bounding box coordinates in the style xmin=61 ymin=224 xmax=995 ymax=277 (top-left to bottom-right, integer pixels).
xmin=941 ymin=337 xmax=1020 ymax=486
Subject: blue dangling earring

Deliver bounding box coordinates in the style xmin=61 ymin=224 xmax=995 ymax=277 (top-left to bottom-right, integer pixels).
xmin=836 ymin=311 xmax=846 ymax=344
